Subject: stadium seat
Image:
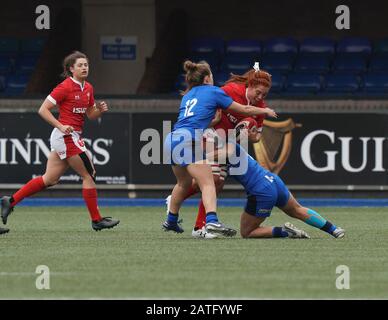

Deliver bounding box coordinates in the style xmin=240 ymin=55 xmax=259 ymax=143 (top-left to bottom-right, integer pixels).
xmin=222 ymin=52 xmax=257 ymax=73
xmin=332 ymin=54 xmax=367 ymax=74
xmin=294 ymin=55 xmax=331 ymax=74
xmin=323 ymin=74 xmax=360 ymax=93
xmin=190 ymin=37 xmax=224 ymax=54
xmin=4 ymin=74 xmax=29 ymax=95
xmin=20 ymin=38 xmax=46 ymax=55
xmin=0 ymin=57 xmax=12 ymax=75
xmin=15 ymin=56 xmax=38 ymax=75
xmin=285 ymin=73 xmax=321 ymax=94
xmin=268 ymin=71 xmax=285 ymax=93
xmin=213 ymin=71 xmax=230 ymax=87
xmin=0 ymin=37 xmax=19 ymax=56
xmin=225 ymin=39 xmax=261 ymax=54
xmin=362 ymin=73 xmax=388 ymax=93
xmin=188 ymin=52 xmax=219 ymax=71
xmin=261 ymin=53 xmax=294 ymax=74
xmin=263 ymin=37 xmax=298 ymax=54
xmin=374 ymin=38 xmax=388 ymax=53
xmin=0 ymin=75 xmax=6 ymax=92
xmin=337 ymin=37 xmax=372 ymax=54
xmin=368 ymin=54 xmax=388 ymax=73
xmin=300 ymin=37 xmax=335 ymax=54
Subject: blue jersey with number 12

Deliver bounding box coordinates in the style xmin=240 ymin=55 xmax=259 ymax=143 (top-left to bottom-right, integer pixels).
xmin=173 ymin=85 xmax=233 ymax=139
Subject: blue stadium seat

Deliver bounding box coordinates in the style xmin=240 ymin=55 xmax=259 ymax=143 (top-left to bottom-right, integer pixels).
xmin=188 ymin=52 xmax=219 ymax=71
xmin=15 ymin=56 xmax=38 ymax=75
xmin=294 ymin=55 xmax=331 ymax=74
xmin=4 ymin=74 xmax=29 ymax=95
xmin=300 ymin=37 xmax=335 ymax=54
xmin=362 ymin=73 xmax=388 ymax=93
xmin=190 ymin=37 xmax=224 ymax=54
xmin=323 ymin=74 xmax=360 ymax=93
xmin=337 ymin=37 xmax=372 ymax=54
xmin=222 ymin=52 xmax=256 ymax=73
xmin=20 ymin=38 xmax=46 ymax=55
xmin=0 ymin=37 xmax=19 ymax=55
xmin=0 ymin=75 xmax=6 ymax=92
xmin=213 ymin=71 xmax=230 ymax=87
xmin=332 ymin=54 xmax=367 ymax=74
xmin=374 ymin=38 xmax=388 ymax=53
xmin=368 ymin=54 xmax=388 ymax=73
xmin=261 ymin=53 xmax=294 ymax=74
xmin=174 ymin=73 xmax=186 ymax=92
xmin=285 ymin=73 xmax=321 ymax=94
xmin=0 ymin=57 xmax=12 ymax=75
xmin=268 ymin=71 xmax=285 ymax=93
xmin=263 ymin=37 xmax=298 ymax=54
xmin=226 ymin=39 xmax=261 ymax=54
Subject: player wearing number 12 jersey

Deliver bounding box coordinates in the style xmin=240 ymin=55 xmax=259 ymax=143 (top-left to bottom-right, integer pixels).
xmin=163 ymin=60 xmax=277 ymax=237
xmin=0 ymin=51 xmax=119 ymax=232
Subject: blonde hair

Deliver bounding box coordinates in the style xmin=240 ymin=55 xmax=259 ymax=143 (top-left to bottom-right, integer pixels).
xmin=181 ymin=60 xmax=212 ymax=95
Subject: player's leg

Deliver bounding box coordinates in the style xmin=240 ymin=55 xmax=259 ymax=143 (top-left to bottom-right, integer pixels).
xmin=66 ymin=152 xmax=120 ymax=231
xmin=192 ymin=166 xmax=226 ymax=238
xmin=163 ymin=165 xmax=193 ymax=233
xmin=187 ymin=163 xmax=236 ymax=237
xmin=1 ymin=151 xmax=66 ymax=224
xmin=240 ymin=212 xmax=272 ymax=238
xmin=280 ymin=194 xmax=345 ymax=238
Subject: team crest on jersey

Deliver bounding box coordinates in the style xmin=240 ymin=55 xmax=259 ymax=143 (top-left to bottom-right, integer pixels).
xmin=252 ymin=118 xmax=301 ymax=174
xmin=75 ymin=95 xmax=80 ymax=100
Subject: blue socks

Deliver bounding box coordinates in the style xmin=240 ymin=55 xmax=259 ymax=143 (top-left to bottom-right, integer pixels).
xmin=206 ymin=212 xmax=218 ymax=224
xmin=167 ymin=212 xmax=179 ymax=224
xmin=305 ymin=209 xmax=337 ymax=235
xmin=272 ymin=226 xmax=289 ymax=238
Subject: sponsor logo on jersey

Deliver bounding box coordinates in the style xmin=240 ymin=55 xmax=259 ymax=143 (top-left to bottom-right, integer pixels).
xmin=75 ymin=95 xmax=80 ymax=100
xmin=73 ymin=107 xmax=87 ymax=114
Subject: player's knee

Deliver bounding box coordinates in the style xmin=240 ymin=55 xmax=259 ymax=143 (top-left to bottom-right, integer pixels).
xmin=43 ymin=177 xmax=59 ymax=187
xmin=240 ymin=228 xmax=250 ymax=238
xmin=213 ymin=175 xmax=223 ymax=191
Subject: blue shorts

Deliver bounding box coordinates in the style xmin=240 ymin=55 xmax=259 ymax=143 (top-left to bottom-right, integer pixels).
xmin=244 ymin=174 xmax=290 ymax=218
xmin=164 ymin=131 xmax=205 ymax=167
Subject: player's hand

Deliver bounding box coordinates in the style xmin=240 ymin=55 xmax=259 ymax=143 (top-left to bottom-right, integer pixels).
xmin=59 ymin=124 xmax=74 ymax=135
xmin=97 ymin=101 xmax=109 ymax=113
xmin=264 ymin=107 xmax=277 ymax=118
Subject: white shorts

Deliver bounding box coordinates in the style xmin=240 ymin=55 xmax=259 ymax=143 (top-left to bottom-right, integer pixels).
xmin=50 ymin=128 xmax=87 ymax=160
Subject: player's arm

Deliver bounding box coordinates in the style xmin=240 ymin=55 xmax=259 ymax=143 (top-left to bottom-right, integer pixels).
xmin=86 ymin=101 xmax=109 ymax=120
xmin=38 ymin=99 xmax=74 ymax=134
xmin=208 ymin=108 xmax=222 ymax=127
xmin=227 ymin=101 xmax=277 ymax=118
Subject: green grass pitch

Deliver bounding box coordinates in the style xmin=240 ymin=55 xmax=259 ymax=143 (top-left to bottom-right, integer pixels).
xmin=0 ymin=206 xmax=387 ymax=299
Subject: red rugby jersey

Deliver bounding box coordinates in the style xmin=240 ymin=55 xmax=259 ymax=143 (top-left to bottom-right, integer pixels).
xmin=47 ymin=77 xmax=95 ymax=132
xmin=213 ymin=82 xmax=267 ymax=132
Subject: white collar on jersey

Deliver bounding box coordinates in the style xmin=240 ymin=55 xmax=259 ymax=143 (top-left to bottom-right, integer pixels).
xmin=70 ymin=77 xmax=85 ymax=91
xmin=245 ymin=88 xmax=252 ymax=106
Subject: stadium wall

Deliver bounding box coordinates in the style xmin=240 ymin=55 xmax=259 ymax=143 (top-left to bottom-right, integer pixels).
xmin=81 ymin=0 xmax=156 ymax=94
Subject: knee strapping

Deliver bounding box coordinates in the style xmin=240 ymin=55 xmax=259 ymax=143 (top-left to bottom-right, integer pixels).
xmin=78 ymin=152 xmax=96 ymax=182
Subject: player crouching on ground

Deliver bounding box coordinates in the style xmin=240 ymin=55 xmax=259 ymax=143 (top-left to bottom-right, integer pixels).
xmin=217 ymin=136 xmax=345 ymax=239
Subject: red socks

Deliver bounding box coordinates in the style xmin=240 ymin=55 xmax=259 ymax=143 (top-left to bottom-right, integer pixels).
xmin=11 ymin=176 xmax=46 ymax=206
xmin=184 ymin=185 xmax=198 ymax=200
xmin=194 ymin=200 xmax=207 ymax=229
xmin=82 ymin=188 xmax=102 ymax=222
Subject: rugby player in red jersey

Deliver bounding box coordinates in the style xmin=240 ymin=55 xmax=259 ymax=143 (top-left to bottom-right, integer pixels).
xmin=0 ymin=51 xmax=119 ymax=231
xmin=166 ymin=65 xmax=273 ymax=238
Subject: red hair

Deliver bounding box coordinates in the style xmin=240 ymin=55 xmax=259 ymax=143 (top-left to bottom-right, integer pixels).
xmin=225 ymin=69 xmax=272 ymax=88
